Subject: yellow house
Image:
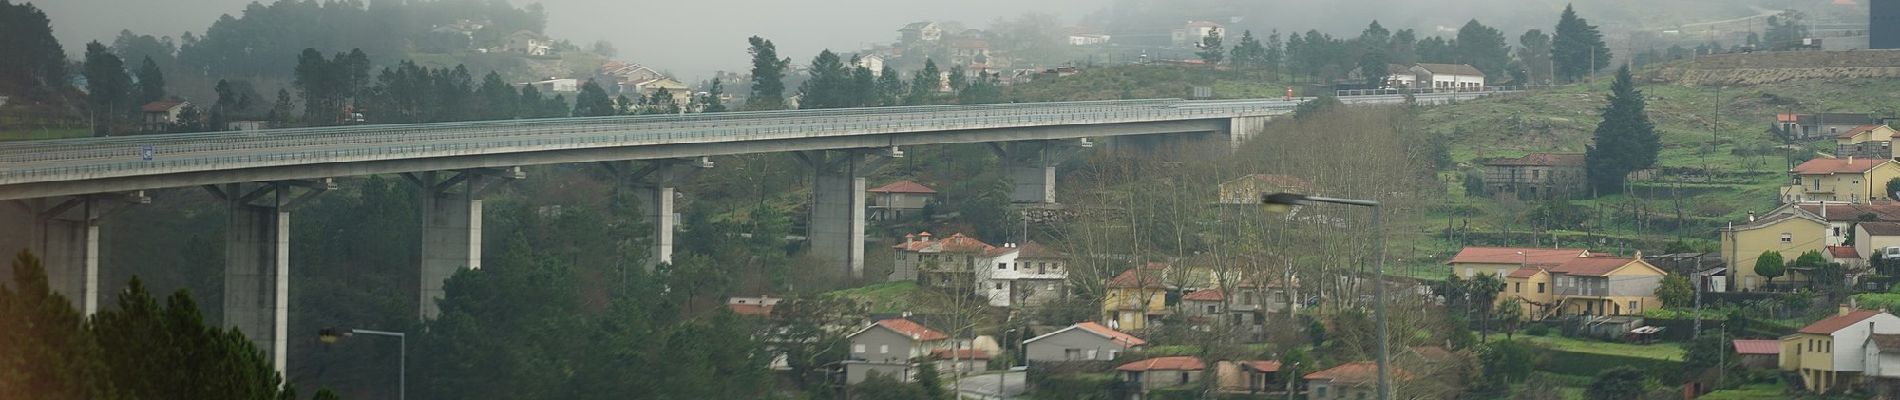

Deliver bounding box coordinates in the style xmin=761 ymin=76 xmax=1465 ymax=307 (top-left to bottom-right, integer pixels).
xmin=1779 ymin=309 xmax=1900 ymax=393
xmin=1446 ymin=247 xmax=1590 ymax=279
xmin=1721 ymin=212 xmax=1827 ymax=292
xmin=1102 ymin=264 xmax=1170 ymax=331
xmin=1499 ymin=254 xmax=1668 ymax=320
xmin=1833 ymin=124 xmax=1898 ymax=159
xmin=1780 ymin=157 xmax=1900 ymax=204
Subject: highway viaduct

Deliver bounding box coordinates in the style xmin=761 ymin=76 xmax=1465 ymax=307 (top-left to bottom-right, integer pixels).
xmin=0 ymin=90 xmax=1499 ymax=372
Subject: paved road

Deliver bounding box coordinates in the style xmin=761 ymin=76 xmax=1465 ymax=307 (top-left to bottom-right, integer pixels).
xmin=952 ymin=371 xmax=1028 ymax=399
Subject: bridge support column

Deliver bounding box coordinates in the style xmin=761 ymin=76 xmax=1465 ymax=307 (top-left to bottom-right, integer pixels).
xmin=989 ymin=140 xmax=1091 ymax=204
xmin=407 ymin=168 xmax=521 ymax=320
xmin=605 ymin=158 xmax=712 ymax=270
xmin=2 ymin=193 xmax=146 ymax=315
xmin=1227 ymin=116 xmax=1271 ymax=150
xmin=797 ymin=149 xmax=897 ymax=278
xmin=206 ymin=180 xmax=331 ymax=374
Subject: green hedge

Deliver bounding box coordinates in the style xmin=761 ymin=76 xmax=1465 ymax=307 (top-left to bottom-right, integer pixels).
xmin=1537 ymin=348 xmax=1684 ymax=378
xmin=1026 ymin=372 xmax=1121 ymax=400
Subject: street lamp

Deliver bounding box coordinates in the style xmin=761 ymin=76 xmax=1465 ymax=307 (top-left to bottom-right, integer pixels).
xmin=319 ymin=327 xmax=406 ymax=400
xmin=1260 ymin=192 xmax=1390 ymax=400
xmin=999 ymin=328 xmax=1018 ymax=400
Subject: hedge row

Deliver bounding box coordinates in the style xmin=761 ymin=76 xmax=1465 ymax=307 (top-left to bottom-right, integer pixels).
xmin=1537 ymin=348 xmax=1684 ymax=378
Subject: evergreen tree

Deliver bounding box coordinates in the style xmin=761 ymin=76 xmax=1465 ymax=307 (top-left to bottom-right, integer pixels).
xmin=850 ymin=63 xmax=876 ymax=107
xmin=616 ymin=95 xmax=635 ymax=115
xmin=82 ymin=41 xmax=131 ymax=136
xmin=1230 ymin=30 xmax=1266 ymax=70
xmin=1584 ymin=366 xmax=1645 ymax=400
xmin=875 ymin=66 xmax=904 ymax=106
xmin=545 ymin=94 xmax=569 ymax=118
xmin=702 ymin=78 xmax=728 ymax=113
xmin=572 ymin=79 xmax=616 ymax=117
xmin=1552 ymin=4 xmax=1612 ymax=82
xmin=475 ymin=72 xmax=518 ymax=120
xmin=647 ymin=88 xmax=680 ymax=114
xmin=1389 ymin=29 xmax=1419 ymax=65
xmin=92 ymin=278 xmax=292 ymax=400
xmin=957 ymin=73 xmax=1002 ymax=105
xmin=797 ymin=50 xmax=849 ymax=109
xmin=1518 ymin=29 xmax=1554 ymax=85
xmin=1765 ymin=11 xmax=1811 ymax=51
xmin=0 ymin=0 xmax=68 ymax=98
xmin=1359 ymin=21 xmax=1392 ymax=53
xmin=907 ymin=59 xmax=941 ymax=105
xmin=134 ymin=56 xmax=165 ymax=105
xmin=947 ymin=66 xmax=967 ymax=93
xmin=269 ymin=89 xmax=294 ymax=125
xmin=517 ymin=83 xmax=544 ymax=119
xmin=1263 ymin=30 xmax=1285 ymax=78
xmin=0 ymin=251 xmax=110 ymax=400
xmin=1583 ymin=66 xmax=1658 ymax=194
xmin=744 ymin=36 xmax=790 ymax=110
xmin=1755 ymin=251 xmax=1786 ymax=289
xmin=1197 ymin=29 xmax=1225 ymax=65
xmin=915 ymin=360 xmax=948 ymax=400
xmin=1454 ymin=19 xmax=1510 ymax=78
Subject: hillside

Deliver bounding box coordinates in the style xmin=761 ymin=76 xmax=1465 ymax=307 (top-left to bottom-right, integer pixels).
xmin=1417 ymin=57 xmax=1900 ymax=257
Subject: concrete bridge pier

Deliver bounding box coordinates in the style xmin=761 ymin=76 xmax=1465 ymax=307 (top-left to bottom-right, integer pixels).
xmin=604 ymin=158 xmax=712 ymax=270
xmin=0 ymin=193 xmax=147 ymax=315
xmin=989 ymin=139 xmax=1091 ymax=204
xmin=406 ymin=168 xmax=522 ymax=320
xmin=205 ymin=179 xmax=332 ymax=373
xmin=1227 ymin=116 xmax=1272 ymax=149
xmin=796 ymin=148 xmax=898 ymax=278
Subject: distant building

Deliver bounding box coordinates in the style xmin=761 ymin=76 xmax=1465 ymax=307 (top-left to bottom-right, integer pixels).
xmin=1068 ymin=33 xmax=1111 ymax=46
xmin=1382 ymin=64 xmax=1418 ymax=88
xmin=521 ymin=78 xmax=579 ymax=94
xmin=899 ymin=21 xmax=943 ymax=44
xmin=975 ymin=241 xmax=1069 ymax=307
xmin=1835 ymin=124 xmax=1899 ymax=159
xmin=1171 ymin=20 xmax=1225 ymax=47
xmin=1779 ymin=157 xmax=1900 ymax=203
xmin=867 ymin=180 xmax=937 ymax=221
xmin=1481 ymin=153 xmax=1586 ymax=198
xmin=501 ymin=30 xmax=552 ymax=56
xmin=1778 ymin=112 xmax=1885 ymax=141
xmin=727 ymin=295 xmax=781 ymax=317
xmin=1305 ymin=362 xmax=1411 ymax=400
xmin=1024 ymin=321 xmax=1146 ymax=362
xmin=225 ymin=120 xmax=270 ymax=131
xmin=139 ymin=100 xmax=191 ymax=133
xmin=889 ymin=232 xmax=995 ymax=287
xmin=844 ymin=318 xmax=950 ymax=384
xmin=1409 ymin=63 xmax=1486 ymax=90
xmin=629 ymin=77 xmax=692 ymax=105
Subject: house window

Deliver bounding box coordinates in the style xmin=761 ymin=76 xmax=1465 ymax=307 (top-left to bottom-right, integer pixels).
xmin=855 ymin=344 xmax=866 ymax=353
xmin=995 ymin=283 xmax=1004 ymax=290
xmin=1515 ymin=282 xmax=1522 ymax=293
xmin=1180 ymin=372 xmax=1190 ymax=384
xmin=880 ymin=345 xmax=889 ymax=354
xmin=1109 ymin=350 xmax=1120 ymax=359
xmin=1835 ymin=227 xmax=1843 ymax=237
xmin=1065 ymin=349 xmax=1082 ymax=360
xmin=1781 ymin=233 xmax=1793 ymax=244
xmin=1629 ymin=300 xmax=1639 ymax=313
xmin=1047 ymin=283 xmax=1057 ymax=291
xmin=998 ymin=263 xmax=1008 ymax=270
xmin=1464 ymin=267 xmax=1474 ymax=277
xmin=1537 ymin=283 xmax=1545 ymax=293
xmin=1087 ymin=349 xmax=1098 ymax=359
xmin=1317 ymin=387 xmax=1328 ymax=398
xmin=1206 ymin=305 xmax=1219 ymax=314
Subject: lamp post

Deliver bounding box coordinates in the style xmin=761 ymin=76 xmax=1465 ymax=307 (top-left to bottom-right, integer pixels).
xmin=1000 ymin=328 xmax=1016 ymax=400
xmin=319 ymin=327 xmax=406 ymax=400
xmin=1261 ymin=193 xmax=1389 ymax=400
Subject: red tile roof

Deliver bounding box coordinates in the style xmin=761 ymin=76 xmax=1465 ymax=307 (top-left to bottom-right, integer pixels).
xmin=1799 ymin=310 xmax=1885 ymax=334
xmin=869 ymin=180 xmax=937 ymax=194
xmin=1777 ymin=113 xmax=1799 ymax=123
xmin=1828 ymin=246 xmax=1862 ymax=259
xmin=1183 ymin=289 xmax=1225 ymax=301
xmin=728 ymin=303 xmax=775 ymax=316
xmin=931 ymin=349 xmax=990 ymax=360
xmin=875 ymin=318 xmax=949 ymax=341
xmin=1117 ymin=356 xmax=1204 ymax=372
xmin=1506 ymin=267 xmax=1544 ymax=279
xmin=1304 ymin=362 xmax=1411 ymax=383
xmin=1073 ymin=321 xmax=1147 ymax=347
xmin=1837 ymin=124 xmax=1884 ymax=139
xmin=1552 ymin=256 xmax=1637 ymax=276
xmin=1732 ymin=339 xmax=1779 ymax=355
xmin=1792 ymin=157 xmax=1888 ymax=175
xmin=892 ymin=232 xmax=995 ymax=253
xmin=1482 ymin=153 xmax=1585 ymax=167
xmin=141 ymin=101 xmax=188 ymax=112
xmin=1106 ymin=265 xmax=1169 ymax=289
xmin=1447 ymin=247 xmax=1589 ymax=266
xmin=1243 ymin=360 xmax=1282 ymax=372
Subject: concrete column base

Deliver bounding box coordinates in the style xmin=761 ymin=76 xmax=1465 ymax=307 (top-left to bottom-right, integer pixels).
xmin=2 ymin=194 xmax=145 ymax=315
xmin=798 ymin=151 xmax=878 ymax=278
xmin=408 ymin=168 xmax=520 ymax=320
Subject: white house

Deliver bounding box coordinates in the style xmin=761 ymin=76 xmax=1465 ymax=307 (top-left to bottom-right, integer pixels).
xmin=899 ymin=21 xmax=943 ymax=43
xmin=1382 ymin=64 xmax=1418 ymax=88
xmin=1023 ymin=321 xmax=1145 ymax=362
xmin=1068 ymin=34 xmax=1111 ymax=46
xmin=856 ymin=54 xmax=887 ymax=75
xmin=521 ymin=78 xmax=579 ymax=94
xmin=1409 ymin=63 xmax=1486 ymax=90
xmin=502 ymin=30 xmax=552 ymax=56
xmin=974 ymin=241 xmax=1068 ymax=307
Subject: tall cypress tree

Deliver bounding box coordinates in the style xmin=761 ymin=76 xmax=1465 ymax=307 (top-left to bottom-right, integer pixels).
xmin=701 ymin=78 xmax=728 ymax=113
xmin=875 ymin=67 xmax=904 ymax=106
xmin=1552 ymin=4 xmax=1611 ymax=82
xmin=1584 ymin=66 xmax=1658 ymax=195
xmin=134 ymin=56 xmax=165 ymax=105
xmin=907 ymin=59 xmax=941 ymax=105
xmin=797 ymin=50 xmax=847 ymax=109
xmin=571 ymin=79 xmax=616 ymax=117
xmin=475 ymin=72 xmax=517 ymax=120
xmin=82 ymin=41 xmax=131 ymax=136
xmin=745 ymin=36 xmax=789 ymax=110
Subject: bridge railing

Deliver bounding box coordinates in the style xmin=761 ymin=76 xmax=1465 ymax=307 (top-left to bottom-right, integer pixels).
xmin=0 ymin=100 xmax=1297 ymax=184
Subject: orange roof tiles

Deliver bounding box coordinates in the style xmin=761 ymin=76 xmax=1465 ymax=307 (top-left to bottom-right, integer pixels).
xmin=1117 ymin=356 xmax=1205 ymax=372
xmin=1732 ymin=340 xmax=1779 ymax=355
xmin=1552 ymin=256 xmax=1636 ymax=276
xmin=1792 ymin=157 xmax=1888 ymax=175
xmin=1243 ymin=360 xmax=1282 ymax=372
xmin=1837 ymin=124 xmax=1883 ymax=139
xmin=1183 ymin=289 xmax=1225 ymax=302
xmin=1304 ymin=361 xmax=1411 ymax=383
xmin=1828 ymin=246 xmax=1862 ymax=259
xmin=1447 ymin=247 xmax=1588 ymax=266
xmin=1483 ymin=153 xmax=1585 ymax=167
xmin=1073 ymin=321 xmax=1147 ymax=347
xmin=1799 ymin=310 xmax=1885 ymax=334
xmin=875 ymin=318 xmax=949 ymax=341
xmin=869 ymin=180 xmax=937 ymax=194
xmin=1506 ymin=267 xmax=1544 ymax=279
xmin=893 ymin=232 xmax=995 ymax=253
xmin=1106 ymin=265 xmax=1168 ymax=289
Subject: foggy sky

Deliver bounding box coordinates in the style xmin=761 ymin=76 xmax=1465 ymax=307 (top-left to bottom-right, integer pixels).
xmin=37 ymin=0 xmax=1819 ymax=80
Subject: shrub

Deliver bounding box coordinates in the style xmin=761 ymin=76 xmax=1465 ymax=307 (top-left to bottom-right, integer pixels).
xmin=1525 ymin=324 xmax=1552 ymax=336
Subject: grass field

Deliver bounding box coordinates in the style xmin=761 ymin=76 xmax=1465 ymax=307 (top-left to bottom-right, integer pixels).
xmin=823 ymin=281 xmax=924 ymax=313
xmin=1505 ymin=334 xmax=1685 ymax=361
xmin=1697 ymin=383 xmax=1789 ymax=400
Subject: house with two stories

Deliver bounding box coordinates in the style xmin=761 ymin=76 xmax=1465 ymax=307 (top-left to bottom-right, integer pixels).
xmin=1103 ymin=264 xmax=1171 ymax=331
xmin=1781 ymin=309 xmax=1900 ymax=393
xmin=1304 ymin=362 xmax=1411 ymax=400
xmin=140 ymin=100 xmax=192 ymax=133
xmin=500 ymin=30 xmax=552 ymax=56
xmin=844 ymin=318 xmax=951 ymax=384
xmin=868 ymin=180 xmax=937 ymax=221
xmin=1447 ymin=247 xmax=1593 ymax=279
xmin=1120 ymin=356 xmax=1206 ymax=398
xmin=1480 ymin=153 xmax=1587 ymax=199
xmin=898 ymin=21 xmax=943 ymax=44
xmin=975 ymin=241 xmax=1068 ymax=307
xmin=1024 ymin=321 xmax=1146 ymax=362
xmin=889 ymin=232 xmax=996 ymax=287
xmin=1723 ymin=210 xmax=1830 ymax=291
xmin=1779 ymin=112 xmax=1887 ymax=141
xmin=1835 ymin=124 xmax=1900 ymax=159
xmin=1498 ymin=254 xmax=1668 ymax=320
xmin=1780 ymin=157 xmax=1900 ymax=204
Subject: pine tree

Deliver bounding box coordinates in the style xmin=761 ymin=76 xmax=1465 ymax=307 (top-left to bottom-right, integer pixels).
xmin=475 ymin=72 xmax=518 ymax=120
xmin=1263 ymin=30 xmax=1284 ymax=78
xmin=0 ymin=1 xmax=68 ymax=98
xmin=947 ymin=66 xmax=967 ymax=93
xmin=850 ymin=63 xmax=876 ymax=108
xmin=907 ymin=59 xmax=941 ymax=105
xmin=134 ymin=56 xmax=165 ymax=105
xmin=702 ymin=78 xmax=728 ymax=113
xmin=572 ymin=79 xmax=616 ymax=117
xmin=616 ymin=95 xmax=635 ymax=115
xmin=1518 ymin=29 xmax=1554 ymax=85
xmin=1583 ymin=66 xmax=1657 ymax=194
xmin=0 ymin=251 xmax=110 ymax=400
xmin=1454 ymin=19 xmax=1509 ymax=78
xmin=647 ymin=88 xmax=680 ymax=114
xmin=82 ymin=41 xmax=131 ymax=136
xmin=1231 ymin=30 xmax=1266 ymax=70
xmin=797 ymin=50 xmax=849 ymax=109
xmin=517 ymin=83 xmax=544 ymax=119
xmin=269 ymin=89 xmax=293 ymax=125
xmin=1197 ymin=29 xmax=1225 ymax=65
xmin=744 ymin=36 xmax=790 ymax=110
xmin=1552 ymin=4 xmax=1611 ymax=82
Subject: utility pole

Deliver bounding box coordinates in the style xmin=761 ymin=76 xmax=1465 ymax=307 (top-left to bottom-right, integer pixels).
xmin=1693 ymin=253 xmax=1705 ymax=338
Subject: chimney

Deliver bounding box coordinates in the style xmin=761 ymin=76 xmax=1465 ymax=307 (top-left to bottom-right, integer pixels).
xmin=919 ymin=232 xmax=933 ymax=242
xmin=905 ymin=233 xmax=916 ymax=246
xmin=1843 ymin=304 xmax=1853 ymax=317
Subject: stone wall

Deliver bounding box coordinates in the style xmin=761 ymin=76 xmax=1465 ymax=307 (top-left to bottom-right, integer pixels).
xmin=1646 ymin=49 xmax=1900 ymax=85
